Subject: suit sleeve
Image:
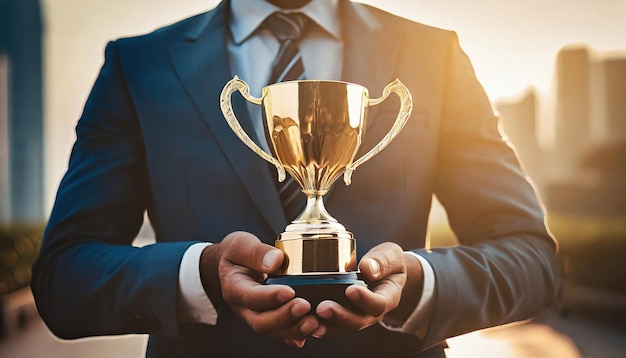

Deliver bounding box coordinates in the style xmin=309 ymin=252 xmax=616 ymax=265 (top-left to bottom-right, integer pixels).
xmin=31 ymin=41 xmax=197 ymax=339
xmin=410 ymin=32 xmax=562 ymax=347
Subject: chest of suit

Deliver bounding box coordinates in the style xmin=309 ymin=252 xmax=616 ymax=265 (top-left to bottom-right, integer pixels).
xmin=115 ymin=16 xmax=447 ymax=256
xmin=133 ymin=83 xmax=436 ymax=254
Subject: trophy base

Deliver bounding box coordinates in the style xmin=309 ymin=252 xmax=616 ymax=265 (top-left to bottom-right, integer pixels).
xmin=266 ymin=273 xmax=365 ymax=314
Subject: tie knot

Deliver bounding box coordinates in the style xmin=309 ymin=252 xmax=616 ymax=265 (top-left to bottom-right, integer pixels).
xmin=264 ymin=12 xmax=310 ymax=43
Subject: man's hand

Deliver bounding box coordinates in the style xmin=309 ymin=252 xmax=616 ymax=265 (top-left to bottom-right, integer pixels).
xmin=199 ymin=231 xmax=319 ymax=347
xmin=311 ymin=242 xmax=423 ymax=338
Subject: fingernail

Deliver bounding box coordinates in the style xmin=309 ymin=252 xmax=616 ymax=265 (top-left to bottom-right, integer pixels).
xmin=284 ymin=339 xmax=297 ymax=348
xmin=369 ymin=259 xmax=380 ymax=277
xmin=263 ymin=250 xmax=280 ymax=269
xmin=312 ymin=326 xmax=326 ymax=339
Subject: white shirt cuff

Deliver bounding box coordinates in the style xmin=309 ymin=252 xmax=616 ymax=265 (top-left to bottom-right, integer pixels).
xmin=177 ymin=242 xmax=218 ymax=325
xmin=380 ymin=251 xmax=436 ymax=338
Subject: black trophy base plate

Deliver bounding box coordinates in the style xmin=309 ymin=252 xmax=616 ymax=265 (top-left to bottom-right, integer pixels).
xmin=266 ymin=273 xmax=365 ymax=313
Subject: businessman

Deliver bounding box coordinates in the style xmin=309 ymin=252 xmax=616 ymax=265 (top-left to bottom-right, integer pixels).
xmin=32 ymin=0 xmax=561 ymax=357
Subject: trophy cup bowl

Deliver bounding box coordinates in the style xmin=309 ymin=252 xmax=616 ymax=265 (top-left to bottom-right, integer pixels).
xmin=220 ymin=77 xmax=412 ymax=310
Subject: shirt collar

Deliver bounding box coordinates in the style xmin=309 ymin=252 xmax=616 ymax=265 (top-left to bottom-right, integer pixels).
xmin=230 ymin=0 xmax=341 ymax=45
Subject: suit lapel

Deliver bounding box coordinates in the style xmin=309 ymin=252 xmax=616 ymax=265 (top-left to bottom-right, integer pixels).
xmin=325 ymin=2 xmax=406 ymax=202
xmin=168 ymin=2 xmax=286 ymax=235
xmin=340 ymin=1 xmax=405 ymax=115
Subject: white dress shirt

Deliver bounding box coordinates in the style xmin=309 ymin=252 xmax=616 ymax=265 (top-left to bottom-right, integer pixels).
xmin=177 ymin=0 xmax=435 ymax=338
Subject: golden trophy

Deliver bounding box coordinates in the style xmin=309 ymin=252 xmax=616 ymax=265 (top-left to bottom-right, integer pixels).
xmin=220 ymin=77 xmax=412 ymax=309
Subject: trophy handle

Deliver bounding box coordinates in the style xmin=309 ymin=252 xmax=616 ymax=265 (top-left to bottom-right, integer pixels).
xmin=220 ymin=76 xmax=286 ymax=182
xmin=343 ymin=79 xmax=413 ymax=185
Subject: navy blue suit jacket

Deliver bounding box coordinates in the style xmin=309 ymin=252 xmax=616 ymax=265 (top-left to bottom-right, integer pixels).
xmin=32 ymin=1 xmax=560 ymax=357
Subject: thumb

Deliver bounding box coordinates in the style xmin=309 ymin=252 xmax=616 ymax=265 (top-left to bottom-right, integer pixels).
xmin=358 ymin=242 xmax=404 ymax=282
xmin=222 ymin=231 xmax=285 ymax=274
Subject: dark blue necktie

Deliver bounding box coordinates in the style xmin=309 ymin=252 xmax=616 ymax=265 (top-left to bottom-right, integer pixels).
xmin=265 ymin=12 xmax=310 ymax=83
xmin=264 ymin=12 xmax=311 ymax=221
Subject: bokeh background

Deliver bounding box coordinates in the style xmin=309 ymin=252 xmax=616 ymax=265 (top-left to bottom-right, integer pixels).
xmin=1 ymin=0 xmax=625 ymax=357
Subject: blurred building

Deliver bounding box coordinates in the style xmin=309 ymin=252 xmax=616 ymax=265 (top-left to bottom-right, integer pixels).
xmin=553 ymin=47 xmax=592 ymax=176
xmin=496 ymin=90 xmax=544 ymax=191
xmin=602 ymin=58 xmax=626 ymax=141
xmin=0 ymin=0 xmax=44 ymax=224
xmin=497 ymin=45 xmax=626 ymax=216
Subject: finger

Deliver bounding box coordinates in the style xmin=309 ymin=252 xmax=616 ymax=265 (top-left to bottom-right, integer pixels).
xmin=237 ymin=298 xmax=316 ymax=336
xmin=222 ymin=231 xmax=285 ymax=274
xmin=310 ymin=323 xmax=327 ymax=339
xmin=274 ymin=314 xmax=318 ymax=341
xmin=316 ymin=279 xmax=405 ymax=332
xmin=221 ymin=274 xmax=295 ymax=311
xmin=315 ymin=300 xmax=373 ymax=332
xmin=358 ymin=242 xmax=405 ymax=282
xmin=346 ymin=280 xmax=402 ymax=317
xmin=346 ymin=285 xmax=390 ymax=317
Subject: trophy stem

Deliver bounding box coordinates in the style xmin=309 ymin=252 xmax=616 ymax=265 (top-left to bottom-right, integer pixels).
xmin=277 ymin=195 xmax=357 ymax=275
xmin=287 ymin=196 xmax=345 ymax=231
